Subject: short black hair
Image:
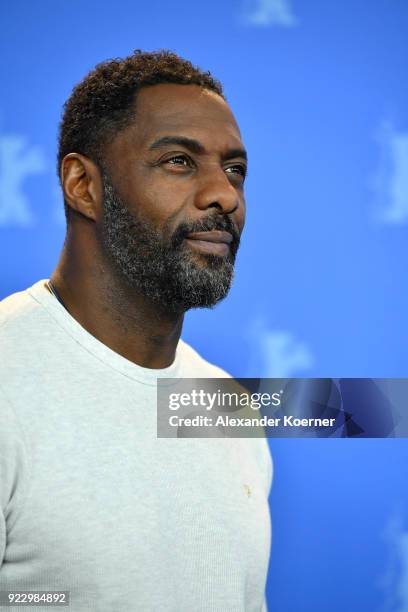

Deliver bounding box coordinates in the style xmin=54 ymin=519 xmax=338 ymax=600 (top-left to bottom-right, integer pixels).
xmin=57 ymin=49 xmax=225 ymax=222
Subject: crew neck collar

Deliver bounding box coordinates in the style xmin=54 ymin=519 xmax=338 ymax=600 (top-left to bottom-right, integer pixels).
xmin=27 ymin=279 xmax=184 ymax=386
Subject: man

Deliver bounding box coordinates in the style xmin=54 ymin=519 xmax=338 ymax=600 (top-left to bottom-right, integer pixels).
xmin=0 ymin=50 xmax=272 ymax=611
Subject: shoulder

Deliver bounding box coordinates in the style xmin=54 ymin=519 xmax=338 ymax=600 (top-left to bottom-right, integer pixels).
xmin=0 ymin=281 xmax=55 ymax=389
xmin=0 ymin=280 xmax=49 ymax=338
xmin=0 ymin=286 xmax=36 ymax=328
xmin=177 ymin=339 xmax=232 ymax=379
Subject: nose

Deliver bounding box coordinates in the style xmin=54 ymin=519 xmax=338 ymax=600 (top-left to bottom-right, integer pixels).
xmin=194 ymin=168 xmax=241 ymax=215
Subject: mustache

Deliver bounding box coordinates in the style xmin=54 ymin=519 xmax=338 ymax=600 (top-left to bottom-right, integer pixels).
xmin=171 ymin=215 xmax=241 ymax=251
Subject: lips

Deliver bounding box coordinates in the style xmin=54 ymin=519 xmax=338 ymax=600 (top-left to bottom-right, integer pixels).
xmin=184 ymin=230 xmax=233 ymax=257
xmin=185 ymin=230 xmax=233 ymax=244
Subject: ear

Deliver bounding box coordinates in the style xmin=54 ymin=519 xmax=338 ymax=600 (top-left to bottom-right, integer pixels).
xmin=60 ymin=153 xmax=102 ymax=221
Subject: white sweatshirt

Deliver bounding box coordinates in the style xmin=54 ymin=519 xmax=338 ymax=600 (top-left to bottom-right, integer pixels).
xmin=0 ymin=280 xmax=272 ymax=611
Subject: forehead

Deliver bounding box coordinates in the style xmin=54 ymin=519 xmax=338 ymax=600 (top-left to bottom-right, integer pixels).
xmin=125 ymin=83 xmax=243 ymax=149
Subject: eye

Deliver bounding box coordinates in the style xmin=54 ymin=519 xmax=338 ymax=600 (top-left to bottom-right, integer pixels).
xmin=163 ymin=154 xmax=193 ymax=168
xmin=225 ymin=164 xmax=247 ymax=180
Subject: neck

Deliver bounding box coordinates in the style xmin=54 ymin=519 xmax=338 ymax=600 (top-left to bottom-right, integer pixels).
xmin=50 ymin=227 xmax=184 ymax=369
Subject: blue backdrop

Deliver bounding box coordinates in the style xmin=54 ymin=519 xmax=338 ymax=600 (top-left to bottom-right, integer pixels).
xmin=1 ymin=1 xmax=408 ymax=610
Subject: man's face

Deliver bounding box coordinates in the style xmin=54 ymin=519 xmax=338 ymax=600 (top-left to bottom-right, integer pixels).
xmin=98 ymin=83 xmax=247 ymax=312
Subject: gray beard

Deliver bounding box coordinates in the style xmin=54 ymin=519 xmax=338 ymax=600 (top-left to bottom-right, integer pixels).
xmin=98 ymin=171 xmax=240 ymax=313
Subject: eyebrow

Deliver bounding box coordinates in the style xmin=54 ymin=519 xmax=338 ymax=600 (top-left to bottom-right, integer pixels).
xmin=148 ymin=135 xmax=247 ymax=162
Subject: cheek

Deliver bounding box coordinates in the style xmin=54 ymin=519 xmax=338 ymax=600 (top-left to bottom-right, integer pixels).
xmin=121 ymin=184 xmax=189 ymax=245
xmin=140 ymin=179 xmax=193 ymax=227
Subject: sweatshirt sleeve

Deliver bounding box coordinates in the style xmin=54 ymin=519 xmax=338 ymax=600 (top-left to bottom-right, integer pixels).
xmin=260 ymin=439 xmax=272 ymax=612
xmin=259 ymin=436 xmax=273 ymax=498
xmin=0 ymin=385 xmax=30 ymax=566
xmin=261 ymin=595 xmax=269 ymax=611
